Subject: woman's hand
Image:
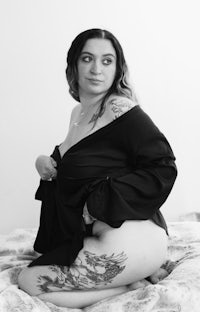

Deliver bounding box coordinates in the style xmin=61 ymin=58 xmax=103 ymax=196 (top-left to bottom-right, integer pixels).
xmin=35 ymin=155 xmax=57 ymax=180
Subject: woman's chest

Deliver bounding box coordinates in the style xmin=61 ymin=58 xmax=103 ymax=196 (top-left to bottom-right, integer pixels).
xmin=58 ymin=134 xmax=129 ymax=180
xmin=59 ymin=119 xmax=109 ymax=159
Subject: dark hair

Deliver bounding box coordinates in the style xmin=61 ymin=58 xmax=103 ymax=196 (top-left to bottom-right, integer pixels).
xmin=66 ymin=28 xmax=138 ymax=109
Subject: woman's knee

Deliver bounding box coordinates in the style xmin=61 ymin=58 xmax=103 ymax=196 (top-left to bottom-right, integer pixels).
xmin=18 ymin=267 xmax=42 ymax=296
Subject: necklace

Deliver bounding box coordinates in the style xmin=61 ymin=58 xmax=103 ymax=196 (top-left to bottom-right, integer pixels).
xmin=73 ymin=111 xmax=85 ymax=127
xmin=73 ymin=101 xmax=102 ymax=127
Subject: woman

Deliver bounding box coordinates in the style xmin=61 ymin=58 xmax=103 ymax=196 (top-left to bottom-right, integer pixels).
xmin=18 ymin=28 xmax=177 ymax=308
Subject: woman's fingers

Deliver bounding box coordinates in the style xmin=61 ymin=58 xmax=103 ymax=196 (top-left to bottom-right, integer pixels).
xmin=42 ymin=168 xmax=57 ymax=180
xmin=50 ymin=157 xmax=57 ymax=168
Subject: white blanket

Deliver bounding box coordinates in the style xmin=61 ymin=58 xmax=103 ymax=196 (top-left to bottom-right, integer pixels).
xmin=0 ymin=222 xmax=200 ymax=312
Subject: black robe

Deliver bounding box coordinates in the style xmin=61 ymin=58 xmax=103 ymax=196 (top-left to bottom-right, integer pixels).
xmin=29 ymin=105 xmax=177 ymax=267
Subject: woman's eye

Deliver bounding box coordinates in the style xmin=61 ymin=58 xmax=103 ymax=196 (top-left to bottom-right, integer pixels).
xmin=103 ymin=58 xmax=112 ymax=65
xmin=81 ymin=56 xmax=92 ymax=63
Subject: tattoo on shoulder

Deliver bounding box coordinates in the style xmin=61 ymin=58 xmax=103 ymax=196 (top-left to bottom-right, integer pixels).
xmin=109 ymin=98 xmax=134 ymax=119
xmin=37 ymin=251 xmax=128 ymax=292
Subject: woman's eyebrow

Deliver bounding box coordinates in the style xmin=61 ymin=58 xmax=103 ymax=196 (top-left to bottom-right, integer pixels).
xmin=80 ymin=51 xmax=116 ymax=58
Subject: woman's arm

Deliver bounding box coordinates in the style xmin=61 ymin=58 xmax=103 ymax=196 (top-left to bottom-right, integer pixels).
xmin=87 ymin=102 xmax=177 ymax=224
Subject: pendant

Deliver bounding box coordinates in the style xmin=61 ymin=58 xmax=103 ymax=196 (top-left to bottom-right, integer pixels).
xmin=73 ymin=111 xmax=85 ymax=127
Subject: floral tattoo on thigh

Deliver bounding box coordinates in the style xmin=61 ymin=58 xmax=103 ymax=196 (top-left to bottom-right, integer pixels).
xmin=37 ymin=251 xmax=128 ymax=292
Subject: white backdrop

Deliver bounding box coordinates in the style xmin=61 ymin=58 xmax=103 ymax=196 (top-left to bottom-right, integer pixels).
xmin=0 ymin=0 xmax=200 ymax=233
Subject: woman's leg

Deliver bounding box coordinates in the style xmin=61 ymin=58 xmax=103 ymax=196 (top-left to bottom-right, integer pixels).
xmin=18 ymin=220 xmax=167 ymax=308
xmin=18 ymin=236 xmax=128 ymax=308
xmin=38 ymin=286 xmax=127 ymax=308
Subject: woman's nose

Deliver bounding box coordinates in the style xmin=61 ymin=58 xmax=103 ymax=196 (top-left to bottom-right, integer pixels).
xmin=90 ymin=61 xmax=102 ymax=74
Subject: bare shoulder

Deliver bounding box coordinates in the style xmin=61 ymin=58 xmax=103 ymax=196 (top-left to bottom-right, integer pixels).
xmin=105 ymin=95 xmax=137 ymax=121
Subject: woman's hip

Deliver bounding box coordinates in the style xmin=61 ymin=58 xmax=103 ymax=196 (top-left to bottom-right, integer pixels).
xmin=80 ymin=219 xmax=168 ymax=288
xmin=92 ymin=219 xmax=167 ymax=250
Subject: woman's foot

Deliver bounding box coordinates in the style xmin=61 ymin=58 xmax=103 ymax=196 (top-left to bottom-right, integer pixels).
xmin=147 ymin=267 xmax=169 ymax=284
xmin=127 ymin=279 xmax=151 ymax=291
xmin=127 ymin=267 xmax=169 ymax=291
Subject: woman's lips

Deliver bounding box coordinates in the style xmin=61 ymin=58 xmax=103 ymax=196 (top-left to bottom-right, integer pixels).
xmin=87 ymin=78 xmax=103 ymax=83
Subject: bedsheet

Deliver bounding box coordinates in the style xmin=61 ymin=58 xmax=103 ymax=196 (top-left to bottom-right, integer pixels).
xmin=0 ymin=222 xmax=200 ymax=312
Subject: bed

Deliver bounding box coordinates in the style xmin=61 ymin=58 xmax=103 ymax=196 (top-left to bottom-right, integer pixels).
xmin=0 ymin=221 xmax=200 ymax=312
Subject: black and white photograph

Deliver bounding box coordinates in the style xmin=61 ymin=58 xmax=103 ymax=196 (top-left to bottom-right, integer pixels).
xmin=0 ymin=0 xmax=200 ymax=311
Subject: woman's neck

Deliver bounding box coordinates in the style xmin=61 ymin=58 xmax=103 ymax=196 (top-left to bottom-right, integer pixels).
xmin=79 ymin=93 xmax=106 ymax=113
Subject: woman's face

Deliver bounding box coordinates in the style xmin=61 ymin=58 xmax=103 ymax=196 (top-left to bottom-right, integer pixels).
xmin=77 ymin=38 xmax=117 ymax=98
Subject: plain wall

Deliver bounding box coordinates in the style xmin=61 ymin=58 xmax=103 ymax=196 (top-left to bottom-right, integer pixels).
xmin=0 ymin=0 xmax=200 ymax=234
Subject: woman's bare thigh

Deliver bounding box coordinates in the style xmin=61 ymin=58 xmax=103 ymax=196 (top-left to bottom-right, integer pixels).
xmin=18 ymin=220 xmax=168 ymax=296
xmin=81 ymin=220 xmax=168 ymax=288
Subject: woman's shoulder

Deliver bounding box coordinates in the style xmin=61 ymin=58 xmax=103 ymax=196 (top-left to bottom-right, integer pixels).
xmin=104 ymin=95 xmax=137 ymax=121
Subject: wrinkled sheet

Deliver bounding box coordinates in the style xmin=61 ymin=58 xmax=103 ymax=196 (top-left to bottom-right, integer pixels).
xmin=0 ymin=222 xmax=200 ymax=312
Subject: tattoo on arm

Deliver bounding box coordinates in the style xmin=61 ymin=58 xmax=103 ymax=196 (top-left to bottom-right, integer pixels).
xmin=109 ymin=98 xmax=133 ymax=119
xmin=37 ymin=251 xmax=127 ymax=292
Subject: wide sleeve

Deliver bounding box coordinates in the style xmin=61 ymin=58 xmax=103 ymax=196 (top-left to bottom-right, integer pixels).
xmin=87 ymin=108 xmax=177 ymax=225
